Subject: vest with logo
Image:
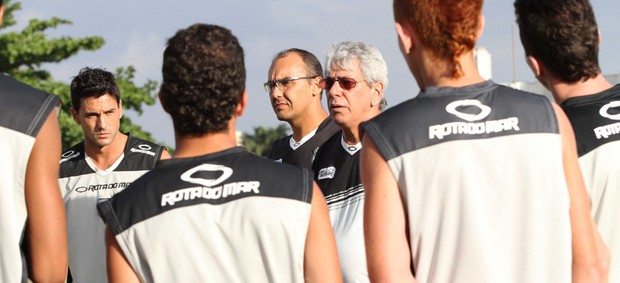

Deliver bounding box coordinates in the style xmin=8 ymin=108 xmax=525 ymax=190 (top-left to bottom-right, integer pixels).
xmin=268 ymin=117 xmax=340 ymax=169
xmin=561 ymin=84 xmax=620 ymax=282
xmin=58 ymin=135 xmax=164 ymax=283
xmin=0 ymin=74 xmax=59 ymax=283
xmin=312 ymin=131 xmax=368 ymax=282
xmin=362 ymin=80 xmax=572 ymax=283
xmin=97 ymin=146 xmax=313 ymax=282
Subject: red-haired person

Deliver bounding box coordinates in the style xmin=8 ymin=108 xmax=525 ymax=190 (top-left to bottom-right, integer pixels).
xmin=360 ymin=0 xmax=608 ymax=282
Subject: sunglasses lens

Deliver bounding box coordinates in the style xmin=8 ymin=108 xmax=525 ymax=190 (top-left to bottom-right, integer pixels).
xmin=324 ymin=78 xmax=335 ymax=90
xmin=324 ymin=77 xmax=357 ymax=90
xmin=340 ymin=78 xmax=356 ymax=90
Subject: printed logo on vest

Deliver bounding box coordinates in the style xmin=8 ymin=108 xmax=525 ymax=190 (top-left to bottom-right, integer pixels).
xmin=317 ymin=166 xmax=336 ymax=180
xmin=446 ymin=99 xmax=491 ymax=122
xmin=60 ymin=150 xmax=80 ymax=162
xmin=429 ymin=99 xmax=520 ymax=139
xmin=594 ymin=101 xmax=620 ymax=139
xmin=74 ymin=182 xmax=132 ymax=193
xmin=130 ymin=144 xmax=156 ymax=156
xmin=161 ymin=164 xmax=261 ymax=206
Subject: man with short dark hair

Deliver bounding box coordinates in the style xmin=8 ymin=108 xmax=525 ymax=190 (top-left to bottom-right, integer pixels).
xmin=266 ymin=48 xmax=339 ymax=169
xmin=515 ymin=0 xmax=617 ymax=280
xmin=59 ymin=67 xmax=169 ymax=283
xmin=0 ymin=0 xmax=68 ymax=281
xmin=98 ymin=23 xmax=341 ymax=282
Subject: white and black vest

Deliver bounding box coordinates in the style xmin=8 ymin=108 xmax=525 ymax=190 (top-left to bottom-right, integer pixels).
xmin=0 ymin=73 xmax=60 ymax=283
xmin=362 ymin=80 xmax=572 ymax=282
xmin=58 ymin=135 xmax=164 ymax=283
xmin=98 ymin=147 xmax=313 ymax=282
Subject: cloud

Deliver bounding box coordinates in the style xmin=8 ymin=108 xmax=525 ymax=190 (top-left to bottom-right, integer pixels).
xmin=116 ymin=32 xmax=166 ymax=85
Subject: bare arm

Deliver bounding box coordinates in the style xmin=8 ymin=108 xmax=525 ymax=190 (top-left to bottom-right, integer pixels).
xmin=105 ymin=227 xmax=140 ymax=283
xmin=304 ymin=183 xmax=342 ymax=283
xmin=361 ymin=134 xmax=416 ymax=283
xmin=553 ymin=103 xmax=610 ymax=282
xmin=25 ymin=110 xmax=68 ymax=282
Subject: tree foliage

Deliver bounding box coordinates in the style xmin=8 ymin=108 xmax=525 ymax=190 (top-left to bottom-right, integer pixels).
xmin=242 ymin=124 xmax=290 ymax=157
xmin=0 ymin=0 xmax=164 ymax=150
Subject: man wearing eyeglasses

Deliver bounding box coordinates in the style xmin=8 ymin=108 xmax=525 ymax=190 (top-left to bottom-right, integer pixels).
xmin=312 ymin=41 xmax=387 ymax=283
xmin=265 ymin=48 xmax=340 ymax=169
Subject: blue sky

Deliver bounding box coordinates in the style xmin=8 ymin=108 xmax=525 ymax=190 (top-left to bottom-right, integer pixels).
xmin=16 ymin=0 xmax=620 ymax=147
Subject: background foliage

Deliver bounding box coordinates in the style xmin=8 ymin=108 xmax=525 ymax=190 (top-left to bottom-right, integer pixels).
xmin=241 ymin=124 xmax=289 ymax=157
xmin=1 ymin=0 xmax=288 ymax=155
xmin=0 ymin=0 xmax=161 ymax=150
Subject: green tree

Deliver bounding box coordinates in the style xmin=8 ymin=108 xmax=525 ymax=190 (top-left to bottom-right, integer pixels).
xmin=0 ymin=0 xmax=164 ymax=150
xmin=242 ymin=124 xmax=290 ymax=157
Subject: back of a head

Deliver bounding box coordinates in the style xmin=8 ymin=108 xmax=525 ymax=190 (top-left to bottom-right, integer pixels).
xmin=515 ymin=0 xmax=600 ymax=83
xmin=393 ymin=0 xmax=482 ymax=78
xmin=70 ymin=67 xmax=121 ymax=111
xmin=160 ymin=23 xmax=246 ymax=137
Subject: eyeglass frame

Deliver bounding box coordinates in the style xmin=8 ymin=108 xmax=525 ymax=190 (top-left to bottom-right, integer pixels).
xmin=263 ymin=75 xmax=320 ymax=93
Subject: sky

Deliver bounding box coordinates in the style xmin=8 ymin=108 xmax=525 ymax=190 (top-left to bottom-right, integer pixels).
xmin=12 ymin=0 xmax=620 ymax=148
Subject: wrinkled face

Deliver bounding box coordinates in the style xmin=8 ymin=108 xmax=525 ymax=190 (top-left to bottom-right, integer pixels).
xmin=267 ymin=53 xmax=319 ymax=123
xmin=326 ymin=60 xmax=375 ymax=129
xmin=71 ymin=94 xmax=122 ymax=149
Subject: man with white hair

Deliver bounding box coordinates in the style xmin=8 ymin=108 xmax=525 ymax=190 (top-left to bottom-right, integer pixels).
xmin=313 ymin=41 xmax=388 ymax=283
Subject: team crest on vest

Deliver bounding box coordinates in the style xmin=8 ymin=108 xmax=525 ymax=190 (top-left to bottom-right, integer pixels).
xmin=318 ymin=166 xmax=336 ymax=180
xmin=130 ymin=144 xmax=157 ymax=156
xmin=594 ymin=101 xmax=620 ymax=139
xmin=428 ymin=99 xmax=520 ymax=140
xmin=161 ymin=164 xmax=261 ymax=206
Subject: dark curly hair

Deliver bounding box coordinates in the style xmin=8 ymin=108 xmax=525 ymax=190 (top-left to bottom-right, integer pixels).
xmin=70 ymin=67 xmax=121 ymax=111
xmin=515 ymin=0 xmax=600 ymax=83
xmin=394 ymin=0 xmax=482 ymax=79
xmin=160 ymin=23 xmax=246 ymax=136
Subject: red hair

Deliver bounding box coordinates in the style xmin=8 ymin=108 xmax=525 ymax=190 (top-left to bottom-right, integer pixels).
xmin=394 ymin=0 xmax=483 ymax=78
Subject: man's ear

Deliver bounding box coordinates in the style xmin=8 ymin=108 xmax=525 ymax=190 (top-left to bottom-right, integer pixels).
xmin=395 ymin=22 xmax=414 ymax=55
xmin=526 ymin=55 xmax=542 ymax=77
xmin=118 ymin=99 xmax=123 ymax=118
xmin=70 ymin=107 xmax=81 ymax=125
xmin=235 ymin=90 xmax=248 ymax=117
xmin=312 ymin=76 xmax=325 ymax=97
xmin=476 ymin=15 xmax=485 ymax=40
xmin=370 ymin=82 xmax=385 ymax=108
xmin=158 ymin=91 xmax=170 ymax=114
xmin=0 ymin=6 xmax=5 ymax=27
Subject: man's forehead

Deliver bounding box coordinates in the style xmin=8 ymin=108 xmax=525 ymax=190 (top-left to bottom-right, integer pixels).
xmin=79 ymin=94 xmax=120 ymax=110
xmin=271 ymin=56 xmax=308 ymax=77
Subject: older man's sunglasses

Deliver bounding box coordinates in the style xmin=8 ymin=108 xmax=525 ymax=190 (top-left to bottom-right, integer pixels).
xmin=322 ymin=76 xmax=361 ymax=91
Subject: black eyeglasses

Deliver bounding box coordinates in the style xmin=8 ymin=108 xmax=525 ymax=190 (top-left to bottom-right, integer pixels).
xmin=263 ymin=75 xmax=319 ymax=93
xmin=323 ymin=76 xmax=361 ymax=91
